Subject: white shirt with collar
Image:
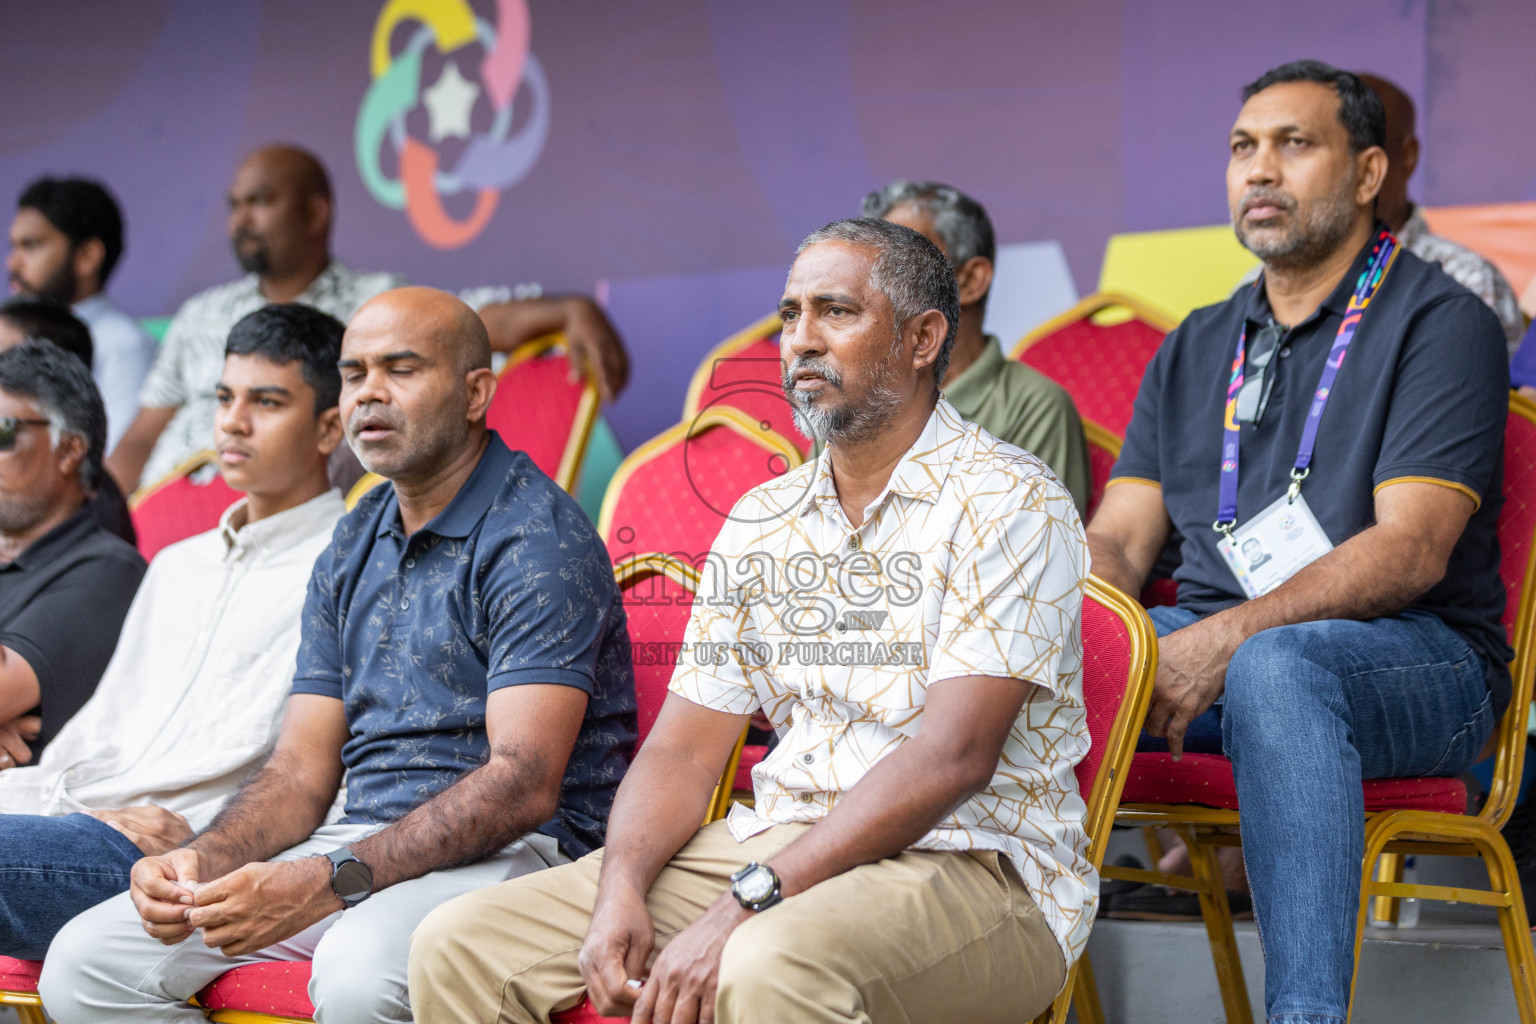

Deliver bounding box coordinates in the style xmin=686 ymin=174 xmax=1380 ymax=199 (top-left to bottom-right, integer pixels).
xmin=72 ymin=293 xmax=158 ymax=453
xmin=135 ymin=260 xmax=527 ymax=484
xmin=670 ymin=398 xmax=1096 ymax=964
xmin=0 ymin=487 xmax=345 ymax=830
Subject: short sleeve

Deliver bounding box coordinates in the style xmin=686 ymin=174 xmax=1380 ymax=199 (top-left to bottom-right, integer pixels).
xmin=1110 ymin=324 xmax=1175 ymax=485
xmin=1 ymin=548 xmax=144 ymax=743
xmin=482 ymin=501 xmax=621 ymax=693
xmin=137 ymin=305 xmax=194 ymax=409
xmin=928 ymin=476 xmax=1087 ymax=697
xmin=666 ymin=519 xmax=765 ymax=715
xmin=1373 ymin=295 xmax=1509 ymax=505
xmin=289 ymin=526 xmax=349 ymax=701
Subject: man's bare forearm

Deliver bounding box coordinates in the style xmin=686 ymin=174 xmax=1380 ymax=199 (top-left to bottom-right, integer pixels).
xmin=187 ymin=750 xmax=340 ymax=878
xmin=764 ymin=729 xmax=991 ymax=899
xmin=348 ymin=742 xmax=561 ymax=890
xmin=1085 ymin=534 xmax=1149 ymax=598
xmin=597 ymin=739 xmax=722 ymax=899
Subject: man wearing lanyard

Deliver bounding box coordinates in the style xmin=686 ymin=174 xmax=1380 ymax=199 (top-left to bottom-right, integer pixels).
xmin=1087 ymin=60 xmax=1510 ymax=1023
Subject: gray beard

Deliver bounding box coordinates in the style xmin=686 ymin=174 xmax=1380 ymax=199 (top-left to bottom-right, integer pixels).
xmin=783 ymin=343 xmax=905 ymax=448
xmin=1234 ymin=181 xmax=1360 ymax=272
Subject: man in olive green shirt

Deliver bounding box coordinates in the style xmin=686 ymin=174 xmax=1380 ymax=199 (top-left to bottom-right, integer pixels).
xmin=864 ymin=181 xmax=1090 ymax=512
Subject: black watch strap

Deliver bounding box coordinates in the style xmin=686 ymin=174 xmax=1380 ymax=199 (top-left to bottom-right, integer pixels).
xmin=325 ymin=847 xmax=373 ymax=908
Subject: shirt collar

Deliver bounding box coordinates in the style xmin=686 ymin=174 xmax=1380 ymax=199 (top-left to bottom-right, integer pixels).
xmin=799 ymin=399 xmax=967 ymax=518
xmin=232 ymin=260 xmax=352 ymax=308
xmin=1244 ymin=222 xmax=1388 ymax=327
xmin=220 ymin=488 xmax=345 ymax=560
xmin=2 ymin=506 xmax=97 ymax=571
xmin=939 ymin=335 xmax=1007 ymax=408
xmin=375 ymin=432 xmax=513 ymax=541
xmin=70 ymin=294 xmax=111 ymax=320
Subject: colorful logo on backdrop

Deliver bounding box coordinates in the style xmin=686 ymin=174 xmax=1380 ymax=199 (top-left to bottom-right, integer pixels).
xmin=354 ymin=0 xmax=549 ymax=250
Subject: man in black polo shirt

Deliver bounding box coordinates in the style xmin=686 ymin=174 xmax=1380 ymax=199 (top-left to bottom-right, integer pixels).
xmin=0 ymin=340 xmax=143 ymax=767
xmin=1088 ymin=61 xmax=1510 ymax=1023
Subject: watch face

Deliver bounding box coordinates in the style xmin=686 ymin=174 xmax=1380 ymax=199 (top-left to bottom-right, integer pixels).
xmin=737 ymin=866 xmax=775 ymax=903
xmin=334 ymin=860 xmax=372 ymax=900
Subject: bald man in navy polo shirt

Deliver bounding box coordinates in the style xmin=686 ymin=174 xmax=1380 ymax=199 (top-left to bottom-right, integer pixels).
xmin=42 ymin=288 xmax=636 ymax=1024
xmin=1088 ymin=62 xmax=1511 ymax=1023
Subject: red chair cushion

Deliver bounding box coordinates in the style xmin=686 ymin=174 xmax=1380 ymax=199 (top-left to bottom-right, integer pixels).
xmin=131 ymin=467 xmax=240 ymax=562
xmin=0 ymin=956 xmax=41 ymax=993
xmin=486 ymin=346 xmax=590 ymax=488
xmin=734 ymin=742 xmax=767 ymax=792
xmin=196 ymin=961 xmax=315 ymax=1019
xmin=552 ymin=997 xmax=627 ymax=1022
xmin=688 ymin=335 xmax=811 ymax=458
xmin=1019 ymin=313 xmax=1166 ymax=437
xmin=1122 ymin=752 xmax=1469 ymax=815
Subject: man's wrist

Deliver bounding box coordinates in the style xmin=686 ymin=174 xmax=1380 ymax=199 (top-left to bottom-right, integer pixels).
xmin=303 ymin=856 xmax=346 ymax=911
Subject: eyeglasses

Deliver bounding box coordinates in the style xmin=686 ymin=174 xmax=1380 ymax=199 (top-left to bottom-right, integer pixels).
xmin=1235 ymin=321 xmax=1285 ymax=426
xmin=0 ymin=418 xmax=51 ymax=452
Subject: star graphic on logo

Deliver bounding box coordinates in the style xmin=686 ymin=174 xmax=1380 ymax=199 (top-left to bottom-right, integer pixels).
xmin=423 ymin=61 xmax=481 ymax=143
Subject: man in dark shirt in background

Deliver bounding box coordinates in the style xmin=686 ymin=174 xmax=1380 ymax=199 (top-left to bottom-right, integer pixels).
xmin=0 ymin=341 xmax=143 ymax=767
xmin=42 ymin=287 xmax=635 ymax=1024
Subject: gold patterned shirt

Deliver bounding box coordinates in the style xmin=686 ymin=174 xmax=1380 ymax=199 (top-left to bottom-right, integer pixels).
xmin=669 ymin=398 xmax=1096 ymax=962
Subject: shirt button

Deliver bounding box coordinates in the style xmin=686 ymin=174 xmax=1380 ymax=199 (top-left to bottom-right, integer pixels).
xmin=400 ymin=598 xmax=411 ymax=610
xmin=404 ymin=557 xmax=416 ymax=569
xmin=801 ymin=752 xmax=814 ymax=764
xmin=848 ymin=536 xmax=860 ymax=551
xmin=835 ymin=621 xmax=847 ymax=633
xmin=798 ymin=793 xmax=813 ymax=803
xmin=1279 ymin=347 xmax=1292 ymax=359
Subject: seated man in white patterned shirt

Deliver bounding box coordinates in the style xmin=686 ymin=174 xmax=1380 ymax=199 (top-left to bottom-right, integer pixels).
xmin=0 ymin=303 xmax=347 ymax=958
xmin=409 ymin=217 xmax=1094 ymax=1024
xmin=108 ymin=145 xmax=631 ymax=493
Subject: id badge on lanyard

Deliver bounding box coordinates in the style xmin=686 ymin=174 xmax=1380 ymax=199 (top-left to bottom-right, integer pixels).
xmin=1214 ymin=228 xmax=1400 ymax=598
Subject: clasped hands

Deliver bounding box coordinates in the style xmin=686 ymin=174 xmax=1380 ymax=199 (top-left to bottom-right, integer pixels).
xmin=129 ymin=849 xmax=342 ymax=957
xmin=1143 ymin=614 xmax=1248 ymax=760
xmin=578 ymin=886 xmax=751 ymax=1024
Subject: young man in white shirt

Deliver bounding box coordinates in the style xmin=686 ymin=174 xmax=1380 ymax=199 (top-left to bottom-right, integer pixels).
xmin=0 ymin=302 xmax=347 ymax=958
xmin=409 ymin=219 xmax=1093 ymax=1024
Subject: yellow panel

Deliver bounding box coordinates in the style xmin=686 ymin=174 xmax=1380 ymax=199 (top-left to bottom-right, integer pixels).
xmin=1098 ymin=225 xmax=1258 ymax=323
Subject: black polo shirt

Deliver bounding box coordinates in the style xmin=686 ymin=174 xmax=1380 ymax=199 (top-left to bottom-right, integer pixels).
xmin=1113 ymin=231 xmax=1513 ymax=715
xmin=0 ymin=507 xmax=145 ymax=753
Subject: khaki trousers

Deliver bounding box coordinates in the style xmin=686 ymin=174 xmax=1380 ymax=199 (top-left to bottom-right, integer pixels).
xmin=409 ymin=820 xmax=1066 ymax=1024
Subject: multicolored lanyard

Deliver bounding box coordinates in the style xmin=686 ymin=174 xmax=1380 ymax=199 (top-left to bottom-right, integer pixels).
xmin=1215 ymin=228 xmax=1400 ymax=536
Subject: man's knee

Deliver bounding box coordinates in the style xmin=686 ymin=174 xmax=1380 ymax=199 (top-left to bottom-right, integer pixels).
xmin=407 ymin=892 xmax=482 ymax=993
xmin=37 ymin=892 xmax=143 ymax=1020
xmin=717 ymin=912 xmax=850 ymax=1017
xmin=1225 ymin=625 xmax=1341 ymax=729
xmin=310 ymin=927 xmax=409 ymax=1024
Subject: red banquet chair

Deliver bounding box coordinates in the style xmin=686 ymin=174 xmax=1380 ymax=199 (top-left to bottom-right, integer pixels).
xmin=182 ymin=555 xmax=745 ymax=1024
xmin=1009 ymin=291 xmax=1176 ymax=440
xmin=597 ymin=406 xmax=805 ymax=564
xmin=1095 ymin=392 xmax=1536 ymax=1024
xmin=130 ymin=450 xmax=241 ymax=561
xmin=0 ymin=955 xmax=45 ymax=1024
xmin=682 ymin=313 xmax=811 ymax=458
xmin=485 ymin=332 xmax=600 ymax=493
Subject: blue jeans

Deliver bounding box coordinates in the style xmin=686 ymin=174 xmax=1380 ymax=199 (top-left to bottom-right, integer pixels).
xmin=0 ymin=812 xmax=144 ymax=959
xmin=1139 ymin=607 xmax=1497 ymax=1024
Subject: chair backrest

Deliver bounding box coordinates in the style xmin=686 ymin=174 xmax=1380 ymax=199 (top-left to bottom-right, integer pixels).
xmin=1483 ymin=393 xmax=1536 ymax=826
xmin=598 ymin=407 xmax=804 ymax=563
xmin=129 ymin=451 xmax=241 ymax=562
xmin=1010 ymin=292 xmax=1174 ymax=438
xmin=682 ymin=314 xmax=812 ymax=457
xmin=1083 ymin=420 xmax=1122 ymax=521
xmin=1076 ymin=575 xmax=1159 ymax=866
xmin=613 ymin=554 xmax=743 ymax=823
xmin=344 ymin=473 xmax=388 ymax=511
xmin=485 ymin=333 xmax=599 ymax=492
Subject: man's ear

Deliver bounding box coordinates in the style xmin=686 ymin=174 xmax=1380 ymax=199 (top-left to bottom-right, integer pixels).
xmin=71 ymin=239 xmax=106 ymax=296
xmin=307 ymin=194 xmax=332 ymax=238
xmin=465 ymin=367 xmax=498 ymax=424
xmin=54 ymin=432 xmax=87 ymax=489
xmin=1355 ymin=145 xmax=1389 ymax=207
xmin=954 ymin=256 xmax=993 ymax=309
xmin=315 ymin=406 xmax=343 ymax=457
xmin=1400 ymin=134 xmax=1421 ymax=180
xmin=907 ymin=309 xmax=950 ymax=375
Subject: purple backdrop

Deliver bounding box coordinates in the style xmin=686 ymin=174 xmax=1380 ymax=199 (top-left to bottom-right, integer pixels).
xmin=1 ymin=0 xmax=1532 ymax=448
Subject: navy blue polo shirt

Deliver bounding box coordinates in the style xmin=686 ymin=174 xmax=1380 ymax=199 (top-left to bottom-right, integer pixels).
xmin=1113 ymin=232 xmax=1513 ymax=715
xmin=292 ymin=432 xmax=636 ymax=858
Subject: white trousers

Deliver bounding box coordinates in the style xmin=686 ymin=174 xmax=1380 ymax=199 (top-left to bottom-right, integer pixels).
xmin=39 ymin=821 xmax=564 ymax=1024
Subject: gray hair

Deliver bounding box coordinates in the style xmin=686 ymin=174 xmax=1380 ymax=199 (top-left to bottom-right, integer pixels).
xmin=0 ymin=339 xmax=106 ymax=491
xmin=860 ymin=180 xmax=996 ymax=272
xmin=794 ymin=217 xmax=961 ymax=386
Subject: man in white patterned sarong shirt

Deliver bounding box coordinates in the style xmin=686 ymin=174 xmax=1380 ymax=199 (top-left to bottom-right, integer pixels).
xmin=409 ymin=217 xmax=1094 ymax=1024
